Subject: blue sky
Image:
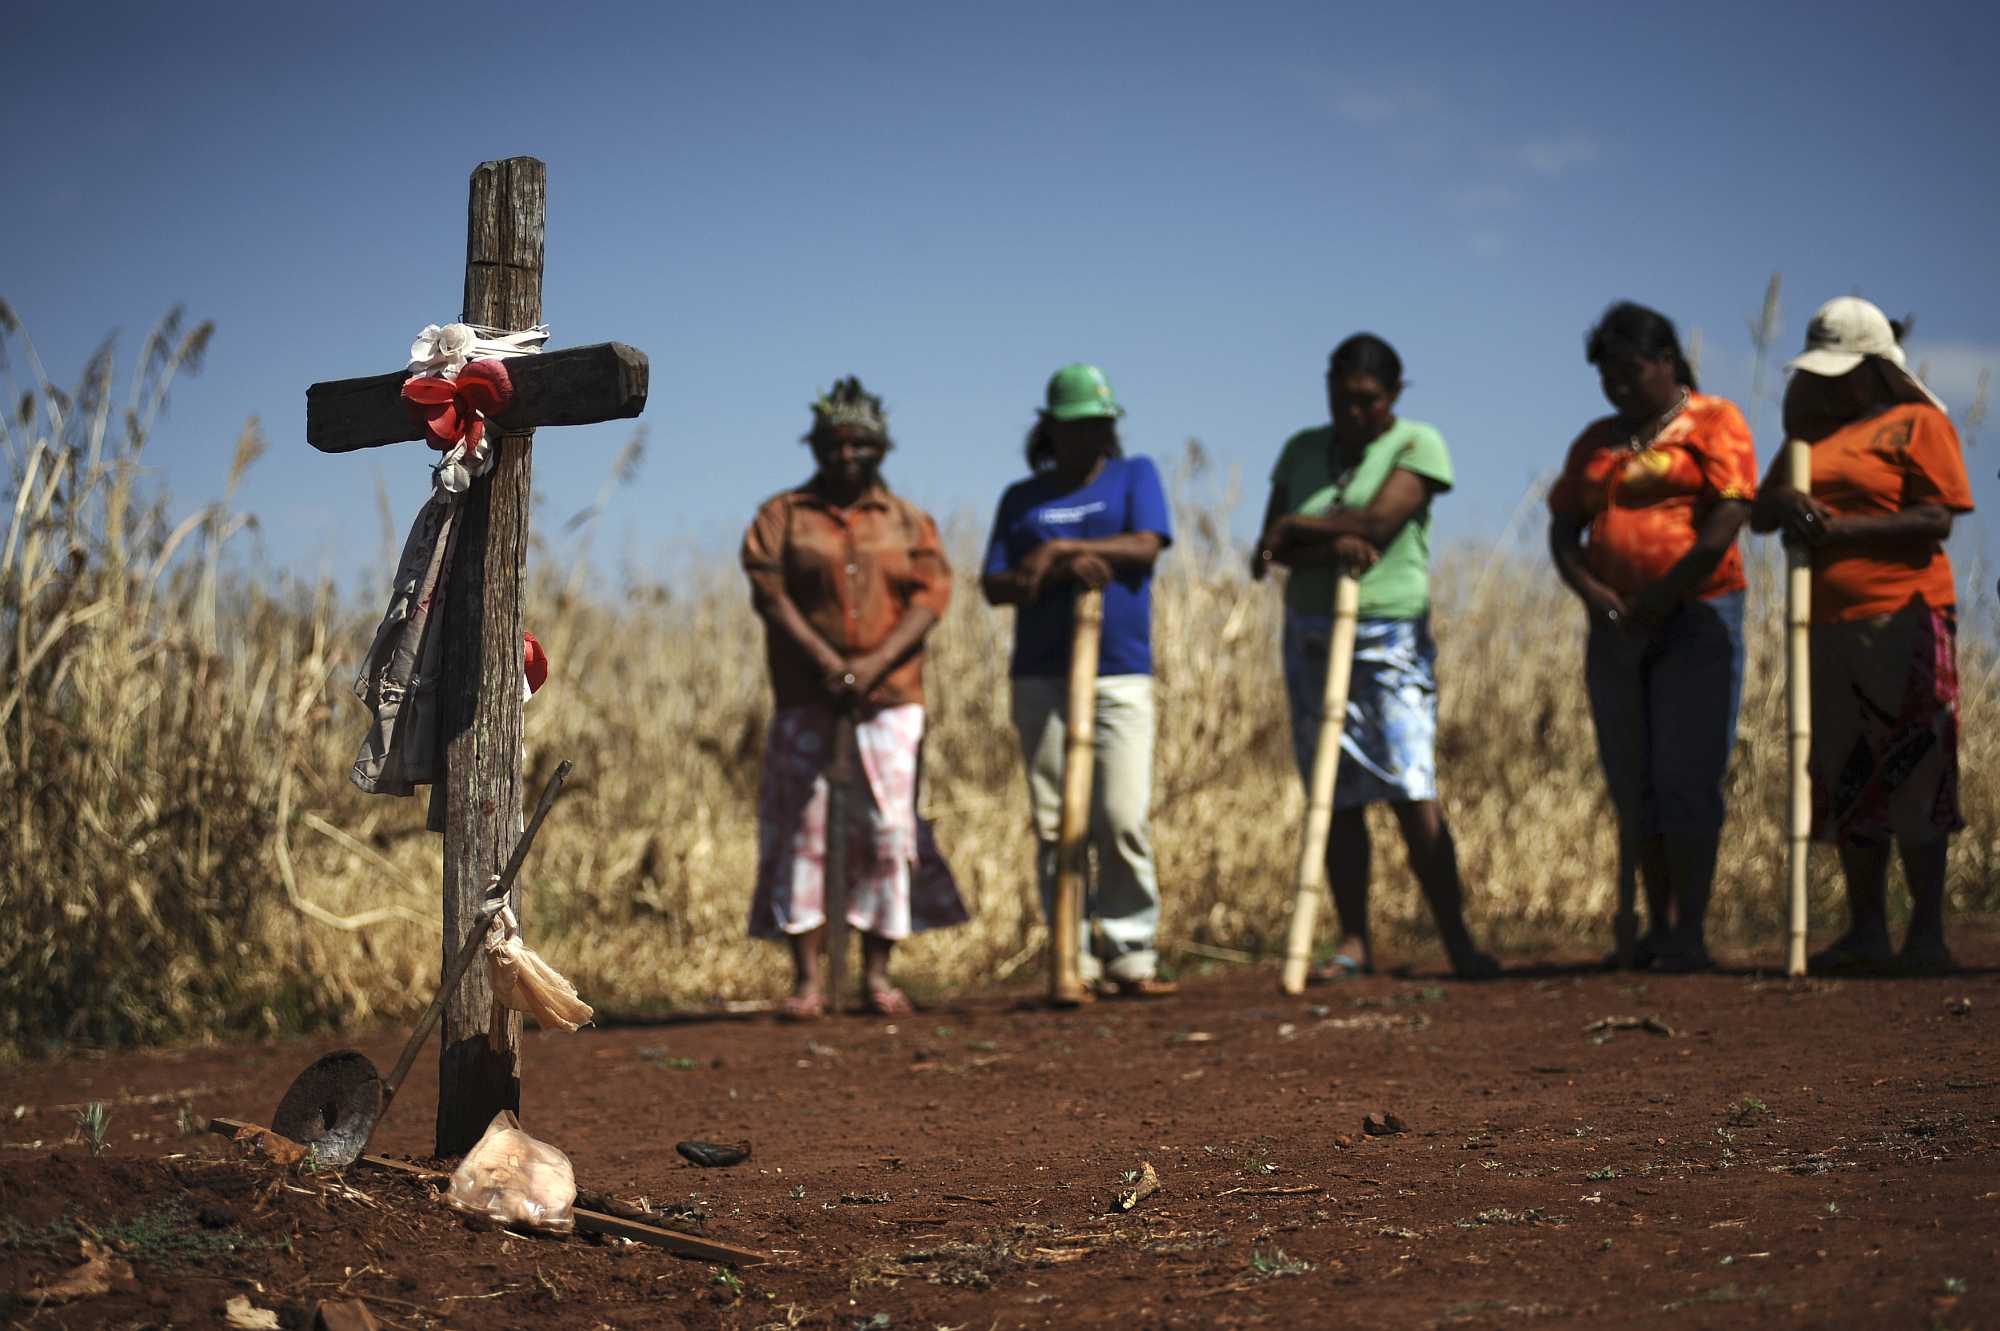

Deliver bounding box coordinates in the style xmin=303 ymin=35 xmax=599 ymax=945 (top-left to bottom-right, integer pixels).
xmin=6 ymin=0 xmax=1997 ymax=587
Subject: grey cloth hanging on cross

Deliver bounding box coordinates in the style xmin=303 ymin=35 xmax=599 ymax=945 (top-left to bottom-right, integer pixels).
xmin=351 ymin=491 xmax=460 ymax=796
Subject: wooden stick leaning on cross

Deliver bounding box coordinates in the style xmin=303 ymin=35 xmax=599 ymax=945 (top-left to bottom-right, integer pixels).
xmin=304 ymin=157 xmax=647 ymax=1156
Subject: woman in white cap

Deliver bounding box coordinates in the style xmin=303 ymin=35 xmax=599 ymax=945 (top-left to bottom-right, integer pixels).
xmin=1752 ymin=298 xmax=1975 ymax=975
xmin=982 ymin=363 xmax=1177 ymax=998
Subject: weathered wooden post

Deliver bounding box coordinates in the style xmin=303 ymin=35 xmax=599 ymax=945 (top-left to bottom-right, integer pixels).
xmin=436 ymin=157 xmax=540 ymax=1155
xmin=304 ymin=157 xmax=647 ymax=1154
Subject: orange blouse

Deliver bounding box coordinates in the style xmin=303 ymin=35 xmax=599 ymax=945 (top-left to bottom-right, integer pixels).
xmin=1548 ymin=392 xmax=1757 ymax=600
xmin=1761 ymin=403 xmax=1974 ymax=623
xmin=741 ymin=484 xmax=952 ymax=709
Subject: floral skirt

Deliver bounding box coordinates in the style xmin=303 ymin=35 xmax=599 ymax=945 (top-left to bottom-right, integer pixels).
xmin=749 ymin=703 xmax=968 ymax=941
xmin=1810 ymin=600 xmax=1964 ymax=847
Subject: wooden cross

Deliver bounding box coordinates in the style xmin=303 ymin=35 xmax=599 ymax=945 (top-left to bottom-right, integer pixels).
xmin=305 ymin=157 xmax=648 ymax=1155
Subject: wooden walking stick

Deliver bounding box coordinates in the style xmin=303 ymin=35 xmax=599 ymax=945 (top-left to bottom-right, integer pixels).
xmin=823 ymin=708 xmax=858 ymax=1013
xmin=1050 ymin=588 xmax=1104 ymax=1007
xmin=1785 ymin=438 xmax=1813 ymax=977
xmin=1281 ymin=573 xmax=1362 ymax=995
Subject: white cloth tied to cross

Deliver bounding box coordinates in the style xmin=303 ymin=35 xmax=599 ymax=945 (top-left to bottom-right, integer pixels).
xmin=483 ymin=903 xmax=593 ymax=1033
xmin=406 ymin=322 xmax=549 ymax=495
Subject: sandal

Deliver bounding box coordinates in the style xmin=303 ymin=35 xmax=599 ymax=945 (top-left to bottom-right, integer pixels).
xmin=1306 ymin=953 xmax=1373 ymax=984
xmin=862 ymin=985 xmax=915 ymax=1016
xmin=777 ymin=992 xmax=826 ymax=1022
xmin=1099 ymin=976 xmax=1179 ymax=999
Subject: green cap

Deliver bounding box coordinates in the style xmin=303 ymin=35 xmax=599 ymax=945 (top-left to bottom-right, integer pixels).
xmin=1042 ymin=363 xmax=1125 ymax=421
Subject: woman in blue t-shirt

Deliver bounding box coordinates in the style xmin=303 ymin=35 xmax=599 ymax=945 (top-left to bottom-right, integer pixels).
xmin=981 ymin=363 xmax=1177 ymax=998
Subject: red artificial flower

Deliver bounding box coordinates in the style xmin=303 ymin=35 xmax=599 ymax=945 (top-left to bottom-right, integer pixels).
xmin=523 ymin=630 xmax=549 ymax=695
xmin=401 ymin=359 xmax=515 ymax=451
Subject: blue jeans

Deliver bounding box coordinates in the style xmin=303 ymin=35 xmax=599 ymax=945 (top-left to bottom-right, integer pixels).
xmin=1584 ymin=591 xmax=1745 ymax=838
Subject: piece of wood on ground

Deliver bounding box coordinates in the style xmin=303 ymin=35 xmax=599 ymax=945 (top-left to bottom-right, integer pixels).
xmin=312 ymin=1299 xmax=383 ymax=1331
xmin=1584 ymin=1015 xmax=1676 ymax=1038
xmin=23 ymin=1240 xmax=132 ymax=1305
xmin=1216 ymin=1184 xmax=1324 ymax=1198
xmin=1112 ymin=1160 xmax=1162 ymax=1213
xmin=205 ymin=1116 xmax=767 ymax=1266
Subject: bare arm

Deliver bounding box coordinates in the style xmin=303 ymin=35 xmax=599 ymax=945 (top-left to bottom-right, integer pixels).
xmin=1756 ymin=482 xmax=1953 ymax=550
xmin=844 ymin=606 xmax=940 ymax=701
xmin=1251 ymin=483 xmax=1288 ymax=581
xmin=1548 ymin=511 xmax=1628 ymax=622
xmin=1270 ymin=467 xmax=1430 ymax=566
xmin=982 ymin=532 xmax=1165 ymax=605
xmin=1626 ymin=500 xmax=1752 ymax=625
xmin=1823 ymin=505 xmax=1954 ymax=547
xmin=752 ymin=586 xmax=846 ymax=681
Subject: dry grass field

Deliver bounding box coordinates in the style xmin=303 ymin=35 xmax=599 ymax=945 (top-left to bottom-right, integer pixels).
xmin=3 ymin=311 xmax=1995 ymax=1058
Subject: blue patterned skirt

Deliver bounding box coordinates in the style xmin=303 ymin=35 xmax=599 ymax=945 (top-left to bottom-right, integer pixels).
xmin=1282 ymin=610 xmax=1440 ymax=810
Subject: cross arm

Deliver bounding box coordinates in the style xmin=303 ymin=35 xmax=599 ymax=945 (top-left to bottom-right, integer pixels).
xmin=306 ymin=341 xmax=648 ymax=454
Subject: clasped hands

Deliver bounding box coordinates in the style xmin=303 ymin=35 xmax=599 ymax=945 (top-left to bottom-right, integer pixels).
xmin=1017 ymin=539 xmax=1115 ymax=601
xmin=1252 ymin=516 xmax=1378 ymax=581
xmin=819 ymin=647 xmax=893 ymax=707
xmin=1767 ymin=488 xmax=1834 ymax=550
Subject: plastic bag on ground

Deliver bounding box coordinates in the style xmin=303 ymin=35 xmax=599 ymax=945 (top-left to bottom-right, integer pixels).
xmin=484 ymin=905 xmax=594 ymax=1032
xmin=442 ymin=1110 xmax=577 ymax=1234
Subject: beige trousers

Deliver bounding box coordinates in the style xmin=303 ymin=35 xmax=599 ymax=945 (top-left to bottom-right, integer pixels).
xmin=1010 ymin=674 xmax=1162 ymax=982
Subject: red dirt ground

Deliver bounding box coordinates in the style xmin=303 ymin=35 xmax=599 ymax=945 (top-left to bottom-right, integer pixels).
xmin=4 ymin=930 xmax=1997 ymax=1330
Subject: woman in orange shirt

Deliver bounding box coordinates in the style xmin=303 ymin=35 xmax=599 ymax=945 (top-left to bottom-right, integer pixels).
xmin=1549 ymin=303 xmax=1757 ymax=972
xmin=1753 ymin=298 xmax=1974 ymax=975
xmin=741 ymin=377 xmax=969 ymax=1018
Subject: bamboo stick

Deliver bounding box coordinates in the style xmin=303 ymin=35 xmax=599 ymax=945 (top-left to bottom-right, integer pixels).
xmin=1281 ymin=574 xmax=1361 ymax=995
xmin=1785 ymin=438 xmax=1812 ymax=977
xmin=1051 ymin=589 xmax=1104 ymax=1007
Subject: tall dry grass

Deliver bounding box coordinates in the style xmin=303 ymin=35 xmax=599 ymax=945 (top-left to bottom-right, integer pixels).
xmin=2 ymin=312 xmax=1995 ymax=1058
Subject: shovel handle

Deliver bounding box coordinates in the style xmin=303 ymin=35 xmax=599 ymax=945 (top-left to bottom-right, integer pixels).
xmin=382 ymin=760 xmax=573 ymax=1100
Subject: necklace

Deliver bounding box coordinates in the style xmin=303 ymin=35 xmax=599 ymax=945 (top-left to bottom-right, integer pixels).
xmin=1625 ymin=389 xmax=1690 ymax=451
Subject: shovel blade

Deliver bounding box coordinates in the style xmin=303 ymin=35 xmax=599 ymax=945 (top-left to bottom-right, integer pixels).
xmin=272 ymin=1050 xmax=385 ymax=1171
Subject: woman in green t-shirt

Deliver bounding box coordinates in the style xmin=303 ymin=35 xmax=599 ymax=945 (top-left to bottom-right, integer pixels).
xmin=1253 ymin=333 xmax=1498 ymax=981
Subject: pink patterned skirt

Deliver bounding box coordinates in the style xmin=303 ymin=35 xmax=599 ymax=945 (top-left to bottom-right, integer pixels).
xmin=749 ymin=704 xmax=969 ymax=941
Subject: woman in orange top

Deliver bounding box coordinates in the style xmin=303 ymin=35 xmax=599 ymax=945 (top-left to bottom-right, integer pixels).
xmin=1753 ymin=298 xmax=1975 ymax=976
xmin=1549 ymin=302 xmax=1757 ymax=972
xmin=741 ymin=377 xmax=968 ymax=1018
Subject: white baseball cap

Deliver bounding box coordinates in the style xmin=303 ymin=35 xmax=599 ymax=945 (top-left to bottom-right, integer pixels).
xmin=1787 ymin=296 xmax=1908 ymax=377
xmin=1787 ymin=295 xmax=1945 ymax=408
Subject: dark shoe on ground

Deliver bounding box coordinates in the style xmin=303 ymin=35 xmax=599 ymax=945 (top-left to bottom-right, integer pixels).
xmin=1447 ymin=948 xmax=1502 ymax=981
xmin=1649 ymin=941 xmax=1716 ymax=974
xmin=1601 ymin=932 xmax=1664 ymax=971
xmin=1808 ymin=932 xmax=1894 ymax=975
xmin=1896 ymin=937 xmax=1956 ymax=977
xmin=1099 ymin=975 xmax=1179 ymax=999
